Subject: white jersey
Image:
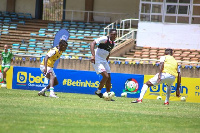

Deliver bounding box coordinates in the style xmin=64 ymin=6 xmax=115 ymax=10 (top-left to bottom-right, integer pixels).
xmin=94 ymin=36 xmax=116 ymax=63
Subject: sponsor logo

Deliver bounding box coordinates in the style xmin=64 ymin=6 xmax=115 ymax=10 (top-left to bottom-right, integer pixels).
xmin=17 ymin=72 xmax=47 ymax=87
xmin=62 ymin=79 xmax=112 ymax=88
xmin=123 ymin=78 xmax=140 ymax=94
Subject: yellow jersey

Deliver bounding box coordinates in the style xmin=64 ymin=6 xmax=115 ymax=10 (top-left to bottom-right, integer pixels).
xmin=41 ymin=47 xmax=63 ymax=68
xmin=161 ymin=55 xmax=178 ymax=77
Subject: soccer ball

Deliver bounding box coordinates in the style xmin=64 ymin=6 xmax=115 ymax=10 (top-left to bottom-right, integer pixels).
xmin=181 ymin=97 xmax=186 ymax=101
xmin=103 ymin=92 xmax=112 ymax=101
xmin=121 ymin=92 xmax=127 ymax=98
xmin=157 ymin=96 xmax=162 ymax=100
xmin=109 ymin=91 xmax=115 ymax=97
xmin=1 ymin=84 xmax=7 ymax=88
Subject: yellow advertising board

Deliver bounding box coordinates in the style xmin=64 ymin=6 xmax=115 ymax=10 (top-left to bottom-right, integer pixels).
xmin=0 ymin=65 xmax=13 ymax=89
xmin=144 ymin=75 xmax=200 ymax=103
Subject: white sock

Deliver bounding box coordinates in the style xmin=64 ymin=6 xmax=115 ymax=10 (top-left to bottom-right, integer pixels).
xmin=165 ymin=85 xmax=171 ymax=103
xmin=41 ymin=87 xmax=47 ymax=92
xmin=138 ymin=84 xmax=148 ymax=100
xmin=50 ymin=87 xmax=54 ymax=95
xmin=96 ymin=89 xmax=101 ymax=94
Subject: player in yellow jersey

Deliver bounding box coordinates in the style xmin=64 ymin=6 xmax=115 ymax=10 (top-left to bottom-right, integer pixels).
xmin=38 ymin=40 xmax=68 ymax=98
xmin=131 ymin=48 xmax=181 ymax=105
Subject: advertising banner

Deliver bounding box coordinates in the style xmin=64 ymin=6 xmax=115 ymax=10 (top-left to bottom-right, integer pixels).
xmin=12 ymin=66 xmax=144 ymax=98
xmin=143 ymin=75 xmax=200 ymax=103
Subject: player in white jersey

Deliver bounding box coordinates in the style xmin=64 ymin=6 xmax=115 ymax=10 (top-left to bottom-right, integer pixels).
xmin=90 ymin=29 xmax=117 ymax=99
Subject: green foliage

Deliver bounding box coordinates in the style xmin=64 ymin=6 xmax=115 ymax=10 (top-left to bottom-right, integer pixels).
xmin=0 ymin=89 xmax=199 ymax=133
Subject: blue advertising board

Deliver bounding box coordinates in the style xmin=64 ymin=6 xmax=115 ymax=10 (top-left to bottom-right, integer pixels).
xmin=12 ymin=66 xmax=144 ymax=98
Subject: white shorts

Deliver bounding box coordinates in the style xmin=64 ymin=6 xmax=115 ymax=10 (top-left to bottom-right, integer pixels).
xmin=40 ymin=65 xmax=56 ymax=78
xmin=92 ymin=62 xmax=111 ymax=74
xmin=149 ymin=73 xmax=175 ymax=86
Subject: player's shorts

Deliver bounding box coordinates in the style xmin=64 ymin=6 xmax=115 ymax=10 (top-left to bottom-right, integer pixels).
xmin=40 ymin=65 xmax=56 ymax=78
xmin=149 ymin=73 xmax=175 ymax=86
xmin=1 ymin=65 xmax=10 ymax=72
xmin=92 ymin=62 xmax=111 ymax=74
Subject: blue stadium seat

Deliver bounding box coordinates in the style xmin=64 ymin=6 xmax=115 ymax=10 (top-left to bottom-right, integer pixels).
xmin=12 ymin=43 xmax=20 ymax=46
xmin=21 ymin=44 xmax=28 ymax=47
xmin=27 ymin=47 xmax=34 ymax=50
xmin=38 ymin=33 xmax=45 ymax=36
xmin=69 ymin=36 xmax=76 ymax=39
xmin=81 ymin=42 xmax=87 ymax=45
xmin=78 ymin=30 xmax=84 ymax=34
xmin=30 ymin=33 xmax=37 ymax=36
xmin=19 ymin=47 xmax=27 ymax=50
xmin=36 ymin=51 xmax=44 ymax=54
xmin=77 ymin=36 xmax=84 ymax=39
xmin=12 ymin=46 xmax=19 ymax=49
xmin=81 ymin=45 xmax=89 ymax=48
xmin=29 ymin=42 xmax=36 ymax=45
xmin=29 ymin=39 xmax=36 ymax=42
xmin=65 ymin=49 xmax=72 ymax=52
xmin=72 ymin=50 xmax=80 ymax=53
xmin=39 ymin=30 xmax=45 ymax=33
xmin=45 ymin=45 xmax=52 ymax=49
xmin=29 ymin=44 xmax=36 ymax=47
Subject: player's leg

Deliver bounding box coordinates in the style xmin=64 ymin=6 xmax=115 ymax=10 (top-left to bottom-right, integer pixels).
xmin=95 ymin=71 xmax=109 ymax=98
xmin=49 ymin=72 xmax=59 ymax=98
xmin=105 ymin=73 xmax=111 ymax=92
xmin=164 ymin=85 xmax=171 ymax=105
xmin=92 ymin=62 xmax=107 ymax=98
xmin=103 ymin=62 xmax=112 ymax=92
xmin=132 ymin=73 xmax=158 ymax=103
xmin=3 ymin=67 xmax=9 ymax=84
xmin=164 ymin=74 xmax=175 ymax=105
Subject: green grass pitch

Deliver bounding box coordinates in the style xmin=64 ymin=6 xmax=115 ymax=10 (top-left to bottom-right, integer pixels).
xmin=0 ymin=88 xmax=199 ymax=133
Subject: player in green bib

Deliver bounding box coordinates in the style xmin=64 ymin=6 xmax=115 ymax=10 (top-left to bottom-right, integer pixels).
xmin=1 ymin=45 xmax=13 ymax=84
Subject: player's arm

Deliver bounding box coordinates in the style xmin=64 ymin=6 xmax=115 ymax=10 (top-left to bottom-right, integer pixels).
xmin=106 ymin=53 xmax=110 ymax=62
xmin=10 ymin=52 xmax=14 ymax=62
xmin=43 ymin=55 xmax=50 ymax=74
xmin=176 ymin=67 xmax=181 ymax=97
xmin=157 ymin=62 xmax=164 ymax=83
xmin=157 ymin=56 xmax=165 ymax=83
xmin=90 ymin=41 xmax=96 ymax=64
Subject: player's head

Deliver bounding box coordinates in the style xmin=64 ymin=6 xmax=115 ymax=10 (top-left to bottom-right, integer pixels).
xmin=165 ymin=48 xmax=173 ymax=55
xmin=59 ymin=40 xmax=68 ymax=51
xmin=4 ymin=45 xmax=8 ymax=52
xmin=109 ymin=29 xmax=117 ymax=41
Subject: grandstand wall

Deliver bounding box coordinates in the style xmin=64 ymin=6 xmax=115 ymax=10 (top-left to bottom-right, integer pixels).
xmin=64 ymin=0 xmax=140 ymax=22
xmin=0 ymin=0 xmax=7 ymax=11
xmin=15 ymin=0 xmax=36 ymax=18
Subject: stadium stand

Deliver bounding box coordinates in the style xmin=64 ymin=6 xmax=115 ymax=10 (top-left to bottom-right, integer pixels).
xmin=0 ymin=12 xmax=108 ymax=58
xmin=0 ymin=11 xmax=200 ymax=66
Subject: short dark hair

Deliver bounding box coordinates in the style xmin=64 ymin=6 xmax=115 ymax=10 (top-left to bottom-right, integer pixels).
xmin=165 ymin=48 xmax=173 ymax=55
xmin=59 ymin=40 xmax=68 ymax=46
xmin=110 ymin=29 xmax=117 ymax=33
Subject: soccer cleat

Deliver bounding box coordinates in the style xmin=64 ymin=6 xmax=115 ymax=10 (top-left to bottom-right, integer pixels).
xmin=131 ymin=99 xmax=142 ymax=103
xmin=164 ymin=102 xmax=169 ymax=105
xmin=38 ymin=91 xmax=47 ymax=97
xmin=95 ymin=91 xmax=103 ymax=98
xmin=49 ymin=94 xmax=59 ymax=98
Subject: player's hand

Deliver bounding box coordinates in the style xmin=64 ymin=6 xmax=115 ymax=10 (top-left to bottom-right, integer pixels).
xmin=91 ymin=56 xmax=95 ymax=64
xmin=43 ymin=68 xmax=47 ymax=75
